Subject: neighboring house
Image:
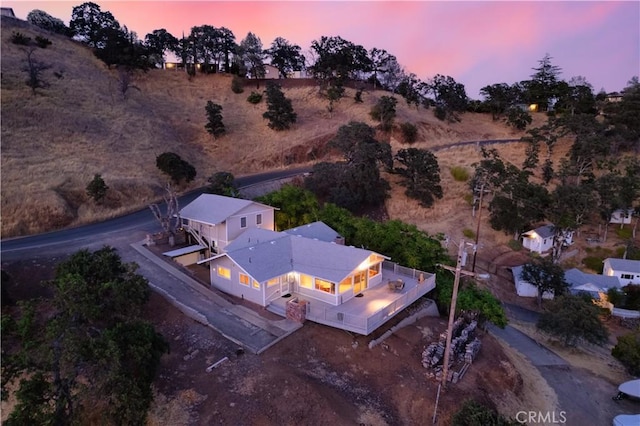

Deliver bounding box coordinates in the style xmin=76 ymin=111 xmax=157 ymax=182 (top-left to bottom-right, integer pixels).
xmin=606 ymin=92 xmax=623 ymax=103
xmin=287 ymin=70 xmax=310 ymax=79
xmin=610 ymin=208 xmax=634 ymax=225
xmin=564 ymin=268 xmax=621 ymax=296
xmin=179 ymin=194 xmax=276 ymax=254
xmin=263 ymin=64 xmax=280 ymax=79
xmin=511 ymin=265 xmax=554 ymax=299
xmin=603 ymin=258 xmax=640 ymax=286
xmin=521 ymin=224 xmax=573 ymax=254
xmin=1 ymin=7 xmax=15 ymax=17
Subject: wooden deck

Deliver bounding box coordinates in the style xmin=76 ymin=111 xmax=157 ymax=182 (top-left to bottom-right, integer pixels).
xmin=268 ymin=264 xmax=436 ymax=335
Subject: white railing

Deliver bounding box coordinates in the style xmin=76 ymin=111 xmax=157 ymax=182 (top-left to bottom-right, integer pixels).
xmin=382 ymin=260 xmax=433 ymax=281
xmin=304 ymin=273 xmax=436 ymax=335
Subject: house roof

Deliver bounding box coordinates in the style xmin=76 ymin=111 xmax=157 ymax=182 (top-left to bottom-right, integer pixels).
xmin=284 ymin=221 xmax=342 ymax=243
xmin=179 ymin=194 xmax=274 ymax=226
xmin=605 ymin=258 xmax=640 ymax=274
xmin=223 ymin=228 xmax=380 ymax=283
xmin=564 ymin=268 xmax=621 ymax=291
xmin=523 ymin=224 xmax=555 ymax=239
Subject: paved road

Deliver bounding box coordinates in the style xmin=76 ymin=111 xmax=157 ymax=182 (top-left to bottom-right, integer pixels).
xmin=490 ymin=305 xmax=632 ymax=425
xmin=0 ymin=167 xmax=312 ymax=257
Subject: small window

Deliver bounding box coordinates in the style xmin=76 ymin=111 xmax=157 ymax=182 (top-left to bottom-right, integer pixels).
xmin=239 ymin=273 xmax=250 ymax=286
xmin=252 ymin=280 xmax=260 ymax=289
xmin=267 ymin=277 xmax=279 ymax=287
xmin=240 ymin=217 xmax=247 ymax=228
xmin=256 ymin=214 xmax=262 ymax=225
xmin=621 ymin=274 xmax=633 ymax=280
xmin=217 ymin=266 xmax=231 ymax=279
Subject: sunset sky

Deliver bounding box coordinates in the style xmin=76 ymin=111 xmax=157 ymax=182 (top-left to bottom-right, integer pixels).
xmin=4 ymin=1 xmax=639 ymax=98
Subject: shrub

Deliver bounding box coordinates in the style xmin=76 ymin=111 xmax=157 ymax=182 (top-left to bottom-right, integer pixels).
xmin=462 ymin=228 xmax=475 ymax=239
xmin=612 ymin=330 xmax=640 ymax=376
xmin=247 ymin=91 xmax=262 ymax=104
xmin=450 ymin=166 xmax=469 ymax=182
xmin=155 ymin=152 xmax=196 ymax=184
xmin=370 ymin=96 xmax=397 ymax=131
xmin=10 ymin=32 xmax=31 ymax=46
xmin=507 ymin=239 xmax=522 ymax=251
xmin=399 ymin=122 xmax=418 ymax=144
xmin=35 ymin=36 xmax=52 ymax=48
xmin=615 ymin=226 xmax=633 ymax=239
xmin=452 ymin=400 xmax=519 ymax=425
xmin=582 ymin=256 xmax=604 ymax=272
xmin=231 ymin=75 xmax=244 ymax=94
xmin=86 ymin=174 xmax=109 ymax=203
xmin=354 ymin=89 xmax=363 ymax=103
xmin=434 ymin=105 xmax=447 ymax=121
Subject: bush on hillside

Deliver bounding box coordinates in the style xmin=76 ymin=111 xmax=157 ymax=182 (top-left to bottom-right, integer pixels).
xmin=10 ymin=32 xmax=31 ymax=46
xmin=86 ymin=174 xmax=109 ymax=203
xmin=450 ymin=166 xmax=469 ymax=182
xmin=612 ymin=330 xmax=640 ymax=376
xmin=399 ymin=122 xmax=418 ymax=144
xmin=35 ymin=36 xmax=52 ymax=48
xmin=247 ymin=91 xmax=262 ymax=104
xmin=231 ymin=75 xmax=244 ymax=94
xmin=155 ymin=152 xmax=196 ymax=184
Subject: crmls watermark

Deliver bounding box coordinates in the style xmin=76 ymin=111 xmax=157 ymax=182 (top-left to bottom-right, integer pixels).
xmin=515 ymin=411 xmax=567 ymax=424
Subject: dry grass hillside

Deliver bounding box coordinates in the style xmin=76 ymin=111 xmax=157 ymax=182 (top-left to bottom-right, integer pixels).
xmin=2 ymin=17 xmax=532 ymax=238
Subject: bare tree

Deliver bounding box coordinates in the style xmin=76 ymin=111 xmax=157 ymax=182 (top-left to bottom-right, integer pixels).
xmin=118 ymin=67 xmax=140 ymax=100
xmin=22 ymin=48 xmax=51 ymax=95
xmin=149 ymin=184 xmax=181 ymax=236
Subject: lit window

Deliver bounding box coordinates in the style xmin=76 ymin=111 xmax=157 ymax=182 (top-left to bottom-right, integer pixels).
xmin=256 ymin=214 xmax=262 ymax=225
xmin=252 ymin=280 xmax=260 ymax=289
xmin=240 ymin=217 xmax=247 ymax=228
xmin=217 ymin=266 xmax=230 ymax=279
xmin=315 ymin=278 xmax=335 ymax=294
xmin=239 ymin=273 xmax=250 ymax=286
xmin=368 ymin=263 xmax=380 ymax=278
xmin=267 ymin=277 xmax=279 ymax=287
xmin=300 ymin=274 xmax=312 ymax=289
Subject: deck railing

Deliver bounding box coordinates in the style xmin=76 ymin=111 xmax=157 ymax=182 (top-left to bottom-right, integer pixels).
xmin=304 ymin=269 xmax=436 ymax=335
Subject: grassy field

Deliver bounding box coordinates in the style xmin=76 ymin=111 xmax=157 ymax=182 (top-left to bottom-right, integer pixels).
xmin=1 ymin=17 xmax=540 ymax=238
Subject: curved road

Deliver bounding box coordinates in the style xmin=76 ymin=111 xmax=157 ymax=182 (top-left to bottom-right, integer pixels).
xmin=0 ymin=167 xmax=312 ymax=256
xmin=1 ymin=138 xmax=523 ymax=255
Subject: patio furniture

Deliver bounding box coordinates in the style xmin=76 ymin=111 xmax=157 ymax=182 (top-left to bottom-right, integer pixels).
xmin=388 ymin=279 xmax=405 ymax=291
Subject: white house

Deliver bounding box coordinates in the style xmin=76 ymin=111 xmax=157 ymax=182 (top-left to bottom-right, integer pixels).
xmin=564 ymin=268 xmax=622 ymax=296
xmin=511 ymin=265 xmax=554 ymax=299
xmin=603 ymin=258 xmax=640 ymax=286
xmin=202 ymin=226 xmax=388 ymax=307
xmin=521 ymin=224 xmax=573 ymax=254
xmin=176 ymin=195 xmax=437 ymax=335
xmin=179 ymin=194 xmax=276 ymax=254
xmin=610 ymin=209 xmax=634 ymax=225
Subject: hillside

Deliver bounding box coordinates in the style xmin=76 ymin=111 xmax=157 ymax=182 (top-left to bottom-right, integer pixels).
xmin=1 ymin=17 xmax=528 ymax=238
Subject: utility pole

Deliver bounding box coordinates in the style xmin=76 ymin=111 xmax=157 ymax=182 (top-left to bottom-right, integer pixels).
xmin=433 ymin=240 xmax=476 ymax=424
xmin=471 ymin=182 xmax=485 ymax=272
xmin=439 ymin=240 xmax=477 ymax=387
